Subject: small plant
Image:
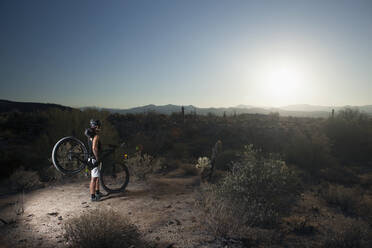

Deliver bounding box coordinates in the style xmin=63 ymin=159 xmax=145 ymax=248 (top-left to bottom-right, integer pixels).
xmin=64 ymin=208 xmax=144 ymax=248
xmin=195 ymin=157 xmax=211 ymax=169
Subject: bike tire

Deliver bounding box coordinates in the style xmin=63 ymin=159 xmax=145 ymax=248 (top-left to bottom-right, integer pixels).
xmin=52 ymin=136 xmax=88 ymax=175
xmin=100 ymin=162 xmax=130 ymax=194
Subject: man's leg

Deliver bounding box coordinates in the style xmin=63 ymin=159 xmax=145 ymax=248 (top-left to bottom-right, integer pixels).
xmin=95 ymin=178 xmax=100 ymax=191
xmin=94 ymin=177 xmax=99 ymax=193
xmin=94 ymin=177 xmax=102 ymax=200
xmin=90 ymin=177 xmax=96 ymax=201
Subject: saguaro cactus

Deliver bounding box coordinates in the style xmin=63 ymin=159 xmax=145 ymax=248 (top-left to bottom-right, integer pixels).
xmin=181 ymin=106 xmax=185 ymax=123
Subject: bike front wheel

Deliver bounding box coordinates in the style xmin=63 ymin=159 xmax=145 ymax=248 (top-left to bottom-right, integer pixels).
xmin=100 ymin=162 xmax=130 ymax=194
xmin=52 ymin=136 xmax=88 ymax=175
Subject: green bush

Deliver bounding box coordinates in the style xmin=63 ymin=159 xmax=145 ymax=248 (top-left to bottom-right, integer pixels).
xmin=64 ymin=208 xmax=145 ymax=248
xmin=199 ymin=145 xmax=301 ymax=237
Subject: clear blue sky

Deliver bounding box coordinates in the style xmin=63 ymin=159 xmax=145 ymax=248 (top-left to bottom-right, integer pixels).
xmin=1 ymin=0 xmax=371 ymax=108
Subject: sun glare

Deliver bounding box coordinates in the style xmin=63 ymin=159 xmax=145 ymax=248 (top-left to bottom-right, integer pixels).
xmin=266 ymin=65 xmax=301 ymax=97
xmin=255 ymin=59 xmax=305 ymax=106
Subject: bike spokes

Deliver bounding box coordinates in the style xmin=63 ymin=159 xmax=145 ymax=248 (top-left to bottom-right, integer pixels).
xmin=52 ymin=137 xmax=88 ymax=175
xmin=100 ymin=162 xmax=129 ymax=193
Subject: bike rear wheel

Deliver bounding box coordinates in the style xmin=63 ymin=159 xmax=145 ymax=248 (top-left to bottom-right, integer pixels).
xmin=100 ymin=162 xmax=130 ymax=193
xmin=52 ymin=136 xmax=88 ymax=175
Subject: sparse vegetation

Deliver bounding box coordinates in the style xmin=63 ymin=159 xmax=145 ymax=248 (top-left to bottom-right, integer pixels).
xmin=2 ymin=105 xmax=372 ymax=247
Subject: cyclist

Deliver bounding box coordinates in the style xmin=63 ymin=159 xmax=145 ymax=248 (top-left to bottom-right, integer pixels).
xmin=85 ymin=119 xmax=102 ymax=202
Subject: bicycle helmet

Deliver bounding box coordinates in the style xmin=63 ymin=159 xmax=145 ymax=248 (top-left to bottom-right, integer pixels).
xmin=90 ymin=119 xmax=101 ymax=129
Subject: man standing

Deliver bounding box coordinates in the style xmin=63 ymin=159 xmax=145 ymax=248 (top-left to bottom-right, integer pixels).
xmin=85 ymin=119 xmax=102 ymax=202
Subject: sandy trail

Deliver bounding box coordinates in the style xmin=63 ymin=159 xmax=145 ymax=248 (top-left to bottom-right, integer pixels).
xmin=0 ymin=175 xmax=216 ymax=248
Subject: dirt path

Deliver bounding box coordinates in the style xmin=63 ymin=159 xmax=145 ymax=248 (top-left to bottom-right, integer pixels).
xmin=0 ymin=175 xmax=217 ymax=248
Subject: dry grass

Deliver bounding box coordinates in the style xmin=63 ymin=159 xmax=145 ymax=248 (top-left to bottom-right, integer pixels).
xmin=64 ymin=208 xmax=145 ymax=248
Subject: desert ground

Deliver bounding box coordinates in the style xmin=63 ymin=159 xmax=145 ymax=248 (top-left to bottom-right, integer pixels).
xmin=0 ymin=172 xmax=223 ymax=248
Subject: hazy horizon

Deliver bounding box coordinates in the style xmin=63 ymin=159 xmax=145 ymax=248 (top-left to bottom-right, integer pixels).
xmin=1 ymin=0 xmax=371 ymax=108
xmin=3 ymin=97 xmax=372 ymax=111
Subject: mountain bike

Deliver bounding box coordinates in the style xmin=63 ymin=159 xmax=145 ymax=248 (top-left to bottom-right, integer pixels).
xmin=51 ymin=136 xmax=130 ymax=194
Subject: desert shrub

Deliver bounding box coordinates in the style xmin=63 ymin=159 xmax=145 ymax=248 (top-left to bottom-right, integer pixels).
xmin=64 ymin=208 xmax=144 ymax=248
xmin=9 ymin=167 xmax=42 ymax=191
xmin=127 ymin=153 xmax=154 ymax=181
xmin=322 ymin=184 xmax=362 ymax=216
xmin=323 ymin=218 xmax=371 ymax=248
xmin=198 ymin=145 xmax=301 ymax=238
xmin=150 ymin=156 xmax=166 ymax=174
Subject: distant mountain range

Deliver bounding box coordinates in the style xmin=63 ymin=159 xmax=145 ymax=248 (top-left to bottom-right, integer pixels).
xmin=96 ymin=103 xmax=372 ymax=118
xmin=1 ymin=99 xmax=372 ymax=118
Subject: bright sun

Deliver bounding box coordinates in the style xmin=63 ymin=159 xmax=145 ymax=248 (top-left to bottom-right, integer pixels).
xmin=257 ymin=59 xmax=304 ymax=106
xmin=266 ymin=65 xmax=301 ymax=97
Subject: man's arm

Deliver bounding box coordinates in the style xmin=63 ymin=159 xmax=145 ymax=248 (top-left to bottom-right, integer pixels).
xmin=92 ymin=135 xmax=100 ymax=161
